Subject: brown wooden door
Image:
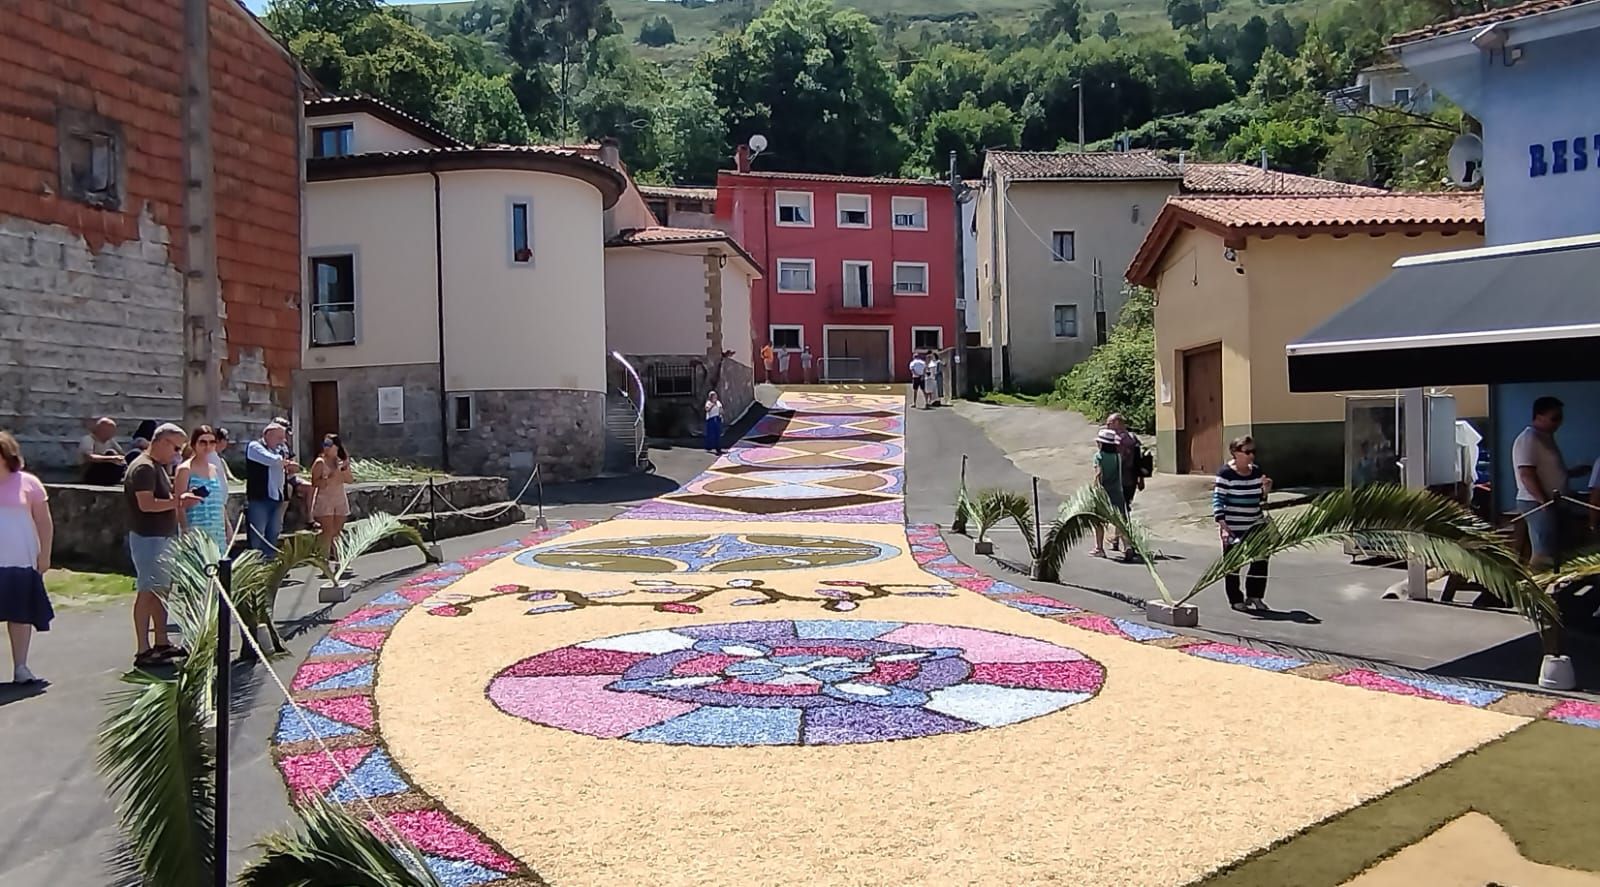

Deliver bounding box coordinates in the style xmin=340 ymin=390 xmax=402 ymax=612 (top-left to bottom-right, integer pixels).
xmin=826 ymin=329 xmax=891 ymax=382
xmin=1180 ymin=345 xmax=1223 ymax=475
xmin=310 ymin=381 xmax=340 ymax=448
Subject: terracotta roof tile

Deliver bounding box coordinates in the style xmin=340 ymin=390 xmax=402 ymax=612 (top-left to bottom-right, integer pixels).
xmin=1181 ymin=163 xmax=1387 ymax=195
xmin=1391 ymin=0 xmax=1591 ymax=44
xmin=304 ymin=95 xmax=464 ymax=148
xmin=1166 ymin=192 xmax=1484 ymax=229
xmin=637 ymin=184 xmax=718 ymax=201
xmin=985 ymin=149 xmax=1181 ymax=180
xmin=609 ymin=226 xmax=732 ymax=245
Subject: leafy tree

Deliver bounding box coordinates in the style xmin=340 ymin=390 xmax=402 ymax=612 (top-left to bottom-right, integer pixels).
xmin=1030 ymin=0 xmax=1086 ymax=43
xmin=507 ymin=0 xmax=622 ymax=138
xmin=900 ymin=43 xmax=994 ymax=138
xmin=1266 ymin=10 xmax=1299 ymax=57
xmin=1230 ymin=15 xmax=1270 ymax=84
xmin=638 ymin=14 xmax=677 ymax=46
xmin=438 ymin=71 xmax=532 ymax=145
xmin=1246 ymin=47 xmax=1309 ymax=103
xmin=263 ymin=0 xmax=379 ymax=38
xmin=1225 ymin=114 xmax=1333 ymax=174
xmin=920 ymin=98 xmax=1019 ymax=178
xmin=1097 ymin=11 xmax=1121 ymax=39
xmin=1167 ymin=0 xmax=1223 ymax=35
xmin=702 ymin=0 xmax=906 ymax=175
xmin=655 ymin=78 xmax=729 ymax=184
xmin=1054 ymin=286 xmax=1155 ymax=433
xmin=573 ymin=36 xmax=665 ymax=170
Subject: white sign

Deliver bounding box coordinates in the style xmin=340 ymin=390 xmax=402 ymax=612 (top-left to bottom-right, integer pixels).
xmin=377 ymin=387 xmax=404 ymax=425
xmin=1159 ymin=380 xmax=1173 ymax=405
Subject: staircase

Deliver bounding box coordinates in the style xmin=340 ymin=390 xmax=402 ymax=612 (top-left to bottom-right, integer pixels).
xmin=602 ymin=352 xmax=648 ymax=475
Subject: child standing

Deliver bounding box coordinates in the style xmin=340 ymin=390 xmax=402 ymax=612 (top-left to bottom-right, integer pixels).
xmin=705 ymin=391 xmax=724 ymax=455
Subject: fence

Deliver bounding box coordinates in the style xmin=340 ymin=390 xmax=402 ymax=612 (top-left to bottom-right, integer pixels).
xmin=820 ymin=356 xmax=866 ymax=383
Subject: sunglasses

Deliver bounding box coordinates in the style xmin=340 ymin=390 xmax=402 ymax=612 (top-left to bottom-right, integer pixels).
xmin=196 ymin=438 xmax=217 ymax=445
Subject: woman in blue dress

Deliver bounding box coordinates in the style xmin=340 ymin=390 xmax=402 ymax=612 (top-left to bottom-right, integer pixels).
xmin=174 ymin=425 xmax=229 ymax=555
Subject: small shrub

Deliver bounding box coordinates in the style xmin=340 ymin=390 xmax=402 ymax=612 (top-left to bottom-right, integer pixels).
xmin=1054 ymin=286 xmax=1155 ymax=432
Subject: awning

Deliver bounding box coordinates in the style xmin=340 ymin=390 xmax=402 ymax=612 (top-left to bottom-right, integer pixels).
xmin=1287 ymin=234 xmax=1600 ymax=392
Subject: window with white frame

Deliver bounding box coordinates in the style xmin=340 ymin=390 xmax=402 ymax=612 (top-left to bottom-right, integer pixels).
xmin=769 ymin=326 xmax=802 ymax=350
xmin=893 ymin=262 xmax=928 ymax=295
xmin=912 ymin=327 xmax=942 ymax=351
xmin=1392 ymin=87 xmax=1412 ymax=105
xmin=309 ymin=255 xmax=356 ymax=346
xmin=776 ymin=259 xmax=815 ymax=293
xmin=510 ymin=200 xmax=533 ymax=264
xmin=1051 ymin=230 xmax=1076 ymax=262
xmin=836 ymin=193 xmax=870 ymax=228
xmin=891 ymin=196 xmax=927 ymax=230
xmin=1053 ymin=304 xmax=1079 ymax=338
xmin=776 ymin=191 xmax=813 ymax=226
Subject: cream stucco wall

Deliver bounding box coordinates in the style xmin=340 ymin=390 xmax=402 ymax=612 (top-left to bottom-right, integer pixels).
xmin=996 ymin=179 xmax=1181 ymax=388
xmin=719 ymin=262 xmax=754 ymax=365
xmin=1152 ymin=226 xmax=1254 ymax=439
xmin=302 ymin=174 xmax=440 ymax=371
xmin=605 ymin=247 xmax=711 ymax=356
xmin=439 ymin=169 xmax=607 ymax=393
xmin=304 ymin=111 xmax=436 ymax=156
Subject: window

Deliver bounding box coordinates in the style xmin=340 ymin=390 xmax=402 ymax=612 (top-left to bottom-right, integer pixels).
xmin=309 ymin=255 xmax=356 ymax=346
xmin=776 ymin=191 xmax=813 ymax=226
xmin=646 ymin=198 xmax=670 ymax=223
xmin=452 ymin=394 xmax=474 ymax=431
xmin=776 ymin=259 xmax=815 ymax=293
xmin=1053 ymin=304 xmax=1079 ymax=338
xmin=57 ymin=108 xmax=122 ymax=210
xmin=893 ymin=263 xmax=929 ymax=295
xmin=891 ymin=196 xmax=927 ymax=230
xmin=1392 ymin=87 xmax=1412 ymax=105
xmin=842 ymin=261 xmax=872 ymax=307
xmin=510 ymin=201 xmax=532 ymax=264
xmin=912 ymin=327 xmax=943 ymax=351
xmin=836 ymin=193 xmax=870 ymax=228
xmin=1051 ymin=230 xmax=1076 ymax=262
xmin=312 ymin=124 xmax=353 ymax=158
xmin=648 ymin=362 xmax=695 ymax=397
xmin=770 ymin=326 xmax=802 ymax=350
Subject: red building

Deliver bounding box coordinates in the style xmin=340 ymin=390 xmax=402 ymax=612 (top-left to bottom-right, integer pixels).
xmin=717 ymin=152 xmax=957 ymax=383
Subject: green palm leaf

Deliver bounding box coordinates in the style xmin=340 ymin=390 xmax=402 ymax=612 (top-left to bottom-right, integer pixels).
xmin=1037 ymin=484 xmax=1173 ymax=601
xmin=332 ymin=514 xmax=435 ymax=582
xmin=1185 ymin=484 xmax=1553 ymax=621
xmin=240 ymin=800 xmax=445 ymax=887
xmin=952 ymin=485 xmax=971 ymax=534
xmin=961 ymin=489 xmax=1029 ymax=544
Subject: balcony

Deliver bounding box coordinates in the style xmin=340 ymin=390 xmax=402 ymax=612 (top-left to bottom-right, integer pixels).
xmin=826 ymin=282 xmax=899 ymax=317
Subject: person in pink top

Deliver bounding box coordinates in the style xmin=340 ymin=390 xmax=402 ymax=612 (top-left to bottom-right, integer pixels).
xmin=0 ymin=432 xmax=55 ymax=684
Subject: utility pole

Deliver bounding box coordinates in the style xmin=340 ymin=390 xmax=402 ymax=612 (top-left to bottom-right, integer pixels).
xmin=949 ymin=151 xmax=968 ymax=399
xmin=182 ymin=0 xmax=221 ymax=428
xmin=1076 ymin=82 xmax=1086 ymax=152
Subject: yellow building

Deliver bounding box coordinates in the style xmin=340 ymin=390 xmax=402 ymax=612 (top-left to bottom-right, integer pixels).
xmin=1126 ymin=193 xmax=1486 ymax=486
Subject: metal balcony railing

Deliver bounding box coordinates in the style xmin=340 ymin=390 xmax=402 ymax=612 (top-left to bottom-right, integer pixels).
xmin=826 ymin=282 xmax=897 ymax=315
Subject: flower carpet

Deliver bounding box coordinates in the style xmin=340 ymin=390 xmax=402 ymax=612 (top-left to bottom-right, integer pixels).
xmin=272 ymin=391 xmax=1599 ymax=886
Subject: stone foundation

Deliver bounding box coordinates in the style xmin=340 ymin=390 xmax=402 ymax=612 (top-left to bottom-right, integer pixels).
xmin=293 ymin=363 xmax=444 ymax=466
xmin=621 ymin=354 xmax=754 ymax=440
xmin=447 ymin=389 xmax=604 ymax=484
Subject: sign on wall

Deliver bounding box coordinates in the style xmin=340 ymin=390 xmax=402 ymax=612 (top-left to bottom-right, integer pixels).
xmin=377 ymin=386 xmax=404 ymax=425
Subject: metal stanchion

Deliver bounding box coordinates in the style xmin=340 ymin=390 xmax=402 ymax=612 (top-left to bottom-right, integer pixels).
xmin=214 ymin=557 xmax=232 ymax=887
xmin=533 ymin=465 xmax=549 ymax=530
xmin=426 ymin=477 xmax=443 ymax=561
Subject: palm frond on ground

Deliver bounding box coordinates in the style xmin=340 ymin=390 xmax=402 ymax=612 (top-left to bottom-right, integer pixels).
xmin=961 ymin=489 xmax=1029 ymax=545
xmin=240 ymin=800 xmax=445 ymax=887
xmin=1186 ymin=484 xmax=1554 ymax=621
xmin=333 ymin=514 xmax=437 ymax=582
xmin=1037 ymin=484 xmax=1173 ymax=599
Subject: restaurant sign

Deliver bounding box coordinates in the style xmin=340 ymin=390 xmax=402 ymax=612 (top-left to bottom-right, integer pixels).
xmin=1530 ymin=136 xmax=1600 ymax=177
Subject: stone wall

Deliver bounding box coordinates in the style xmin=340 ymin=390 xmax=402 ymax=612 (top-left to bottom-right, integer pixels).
xmin=0 ymin=0 xmax=302 ymax=468
xmin=46 ymin=476 xmax=510 ymax=570
xmin=448 ymin=389 xmax=604 ymax=484
xmin=293 ymin=363 xmax=444 ymax=466
xmin=620 ymin=354 xmax=755 ymax=441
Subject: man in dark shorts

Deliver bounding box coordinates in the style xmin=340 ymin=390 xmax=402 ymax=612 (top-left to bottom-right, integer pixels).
xmin=125 ymin=423 xmax=200 ymax=667
xmin=909 ymin=352 xmax=929 ymax=409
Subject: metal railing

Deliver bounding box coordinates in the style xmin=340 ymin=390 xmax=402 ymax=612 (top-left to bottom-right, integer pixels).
xmin=825 ymin=282 xmax=897 ymax=315
xmin=820 ymin=356 xmax=866 ymax=382
xmin=608 ymin=351 xmax=646 ymax=470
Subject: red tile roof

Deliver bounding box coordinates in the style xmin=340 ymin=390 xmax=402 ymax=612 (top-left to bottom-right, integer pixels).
xmin=606 ymin=227 xmax=759 ymax=269
xmin=638 ymin=184 xmax=718 ymax=201
xmin=305 ymin=95 xmax=464 ymax=148
xmin=1126 ymin=193 xmax=1485 ymax=287
xmin=1182 ymin=163 xmax=1386 ymax=195
xmin=306 ymin=146 xmax=627 ymax=206
xmin=986 ymin=149 xmax=1181 ymax=181
xmin=1391 ymin=0 xmax=1592 ymax=44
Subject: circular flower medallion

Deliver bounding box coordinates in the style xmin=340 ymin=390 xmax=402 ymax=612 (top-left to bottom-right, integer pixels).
xmin=487 ymin=621 xmax=1104 ymax=746
xmin=513 ymin=533 xmax=897 ymax=573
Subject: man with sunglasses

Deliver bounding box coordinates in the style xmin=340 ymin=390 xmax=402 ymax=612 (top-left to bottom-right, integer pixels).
xmin=1214 ymin=436 xmax=1272 ymax=612
xmin=1514 ymin=396 xmax=1571 ymax=569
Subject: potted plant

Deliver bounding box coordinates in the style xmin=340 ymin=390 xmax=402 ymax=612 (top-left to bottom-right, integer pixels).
xmin=961 ymin=489 xmax=1027 ymax=555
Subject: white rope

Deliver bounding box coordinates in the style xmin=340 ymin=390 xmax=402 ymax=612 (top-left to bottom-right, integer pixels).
xmin=209 ymin=568 xmax=431 ymax=876
xmin=427 ymin=467 xmax=539 ymax=522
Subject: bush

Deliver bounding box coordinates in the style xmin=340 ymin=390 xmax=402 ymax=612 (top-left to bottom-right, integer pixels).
xmin=1054 ymin=286 xmax=1155 ymax=433
xmin=637 ymin=15 xmax=677 ymax=46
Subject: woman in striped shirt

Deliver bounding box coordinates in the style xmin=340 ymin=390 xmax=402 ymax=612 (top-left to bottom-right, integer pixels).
xmin=1214 ymin=436 xmax=1272 ymax=612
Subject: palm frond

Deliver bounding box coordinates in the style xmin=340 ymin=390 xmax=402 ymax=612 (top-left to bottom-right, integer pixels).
xmin=952 ymin=485 xmax=971 ymax=535
xmin=240 ymin=799 xmax=445 ymax=887
xmin=961 ymin=489 xmax=1029 ymax=544
xmin=333 ymin=514 xmax=433 ymax=581
xmin=1185 ymin=484 xmax=1553 ymax=621
xmin=162 ymin=530 xmax=222 ymax=694
xmin=97 ymin=669 xmax=216 ymax=887
xmin=1036 ymin=484 xmax=1173 ymax=602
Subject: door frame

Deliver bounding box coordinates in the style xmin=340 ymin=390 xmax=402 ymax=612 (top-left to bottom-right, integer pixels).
xmin=822 ymin=324 xmax=895 ymax=382
xmin=1177 ymin=341 xmax=1224 ymax=476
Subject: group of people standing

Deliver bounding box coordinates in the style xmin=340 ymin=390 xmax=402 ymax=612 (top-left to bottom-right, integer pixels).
xmin=908 ymin=351 xmax=944 ymax=409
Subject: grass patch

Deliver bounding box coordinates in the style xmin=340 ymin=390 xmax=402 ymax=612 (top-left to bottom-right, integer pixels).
xmin=350 ymin=458 xmax=437 ymax=483
xmin=46 ymin=567 xmax=136 ymax=606
xmin=1200 ymin=720 xmax=1600 ymax=886
xmin=976 ymin=391 xmax=1058 ymax=408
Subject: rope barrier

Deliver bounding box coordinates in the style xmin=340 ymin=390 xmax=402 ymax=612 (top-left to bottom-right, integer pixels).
xmin=428 ymin=466 xmax=540 ymax=522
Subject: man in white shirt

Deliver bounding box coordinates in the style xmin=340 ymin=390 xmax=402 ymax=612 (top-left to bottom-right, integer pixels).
xmin=908 ymin=353 xmax=928 ymax=409
xmin=79 ymin=417 xmax=125 ymax=485
xmin=1513 ymin=396 xmax=1570 ymax=568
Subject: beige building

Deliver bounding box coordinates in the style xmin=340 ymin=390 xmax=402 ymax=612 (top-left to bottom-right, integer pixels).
xmin=638 ymin=184 xmax=717 ymax=229
xmin=1127 ymin=193 xmax=1486 ymax=486
xmin=976 ymin=150 xmax=1383 ymax=389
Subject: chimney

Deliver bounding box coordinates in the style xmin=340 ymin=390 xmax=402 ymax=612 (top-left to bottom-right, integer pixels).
xmin=735 ymin=144 xmax=751 ymax=173
xmin=1260 ymin=148 xmax=1269 ymax=171
xmin=1177 ymin=150 xmax=1187 ymax=173
xmin=600 ymin=136 xmax=622 ymax=240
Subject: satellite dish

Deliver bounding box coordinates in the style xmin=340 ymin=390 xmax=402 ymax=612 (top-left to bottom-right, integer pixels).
xmin=748 ymin=134 xmax=769 ymax=157
xmin=1447 ymin=133 xmax=1484 ymax=187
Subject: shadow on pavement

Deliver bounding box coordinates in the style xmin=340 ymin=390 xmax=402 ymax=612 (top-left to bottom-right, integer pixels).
xmin=1430 ymin=631 xmax=1600 ymax=692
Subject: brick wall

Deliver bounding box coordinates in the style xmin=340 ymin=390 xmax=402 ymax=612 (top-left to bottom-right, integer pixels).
xmin=0 ymin=0 xmax=301 ymax=468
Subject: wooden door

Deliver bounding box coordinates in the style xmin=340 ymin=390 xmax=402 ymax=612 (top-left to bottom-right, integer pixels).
xmin=1180 ymin=345 xmax=1223 ymax=475
xmin=827 ymin=329 xmax=891 ymax=382
xmin=310 ymin=381 xmax=340 ymax=449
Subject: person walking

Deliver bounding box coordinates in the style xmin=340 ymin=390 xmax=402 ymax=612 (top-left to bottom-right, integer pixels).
xmin=310 ymin=435 xmax=354 ymax=566
xmin=126 ymin=424 xmax=200 ymax=667
xmin=704 ymin=391 xmax=724 ymax=455
xmin=1214 ymin=435 xmax=1272 ymax=612
xmin=0 ymin=432 xmax=54 ymax=684
xmin=1090 ymin=414 xmax=1144 ymax=561
xmin=174 ymin=425 xmax=229 ymax=554
xmin=908 ymin=352 xmax=929 ymax=409
xmin=245 ymin=423 xmax=297 ymax=556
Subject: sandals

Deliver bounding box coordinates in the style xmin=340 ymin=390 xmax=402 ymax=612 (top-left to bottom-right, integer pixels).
xmin=1089 ymin=548 xmax=1108 ymax=558
xmin=133 ymin=645 xmax=191 ymax=669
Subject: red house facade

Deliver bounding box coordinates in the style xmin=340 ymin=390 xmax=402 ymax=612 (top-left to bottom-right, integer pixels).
xmin=717 ymin=157 xmax=957 ymax=383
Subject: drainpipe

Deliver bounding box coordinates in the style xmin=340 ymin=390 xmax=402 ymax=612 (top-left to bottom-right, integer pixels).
xmin=599 ymin=137 xmax=622 ymax=240
xmin=431 ymin=168 xmax=450 ymax=471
